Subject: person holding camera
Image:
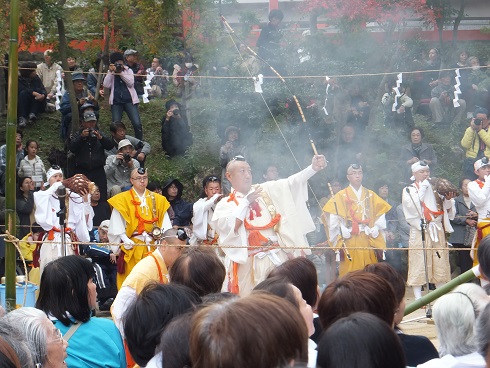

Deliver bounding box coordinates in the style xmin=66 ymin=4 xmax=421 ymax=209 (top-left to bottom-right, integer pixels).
xmin=429 ymin=71 xmax=467 ymax=126
xmin=105 ymin=139 xmax=140 ymax=198
xmin=161 ymin=99 xmax=193 ymax=158
xmin=106 ymin=121 xmax=151 ymax=168
xmin=461 ymin=107 xmax=490 ymax=180
xmin=103 ymin=51 xmax=143 ymax=140
xmin=68 ymin=107 xmax=114 ymax=201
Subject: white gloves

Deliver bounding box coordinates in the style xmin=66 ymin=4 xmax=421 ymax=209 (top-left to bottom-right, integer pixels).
xmin=120 ymin=234 xmax=134 ymax=250
xmin=417 ymin=179 xmax=431 ymax=200
xmin=369 ymin=225 xmax=380 ymax=238
xmin=340 ymin=224 xmax=351 ymax=239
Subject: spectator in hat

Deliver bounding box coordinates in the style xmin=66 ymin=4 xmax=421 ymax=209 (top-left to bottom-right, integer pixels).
xmin=161 ymin=99 xmax=193 ymax=158
xmin=36 ymin=49 xmax=62 ymax=109
xmin=429 ymin=70 xmax=467 ymax=126
xmin=219 ymin=125 xmax=247 ymax=194
xmin=106 ymin=120 xmax=151 ymax=168
xmin=103 ymin=51 xmax=143 ymax=140
xmin=18 ymin=61 xmax=47 ymax=127
xmin=104 ymin=138 xmax=140 ymax=198
xmin=60 ymin=73 xmax=99 ymax=140
xmin=461 ymin=107 xmax=490 ymax=180
xmin=68 ymin=106 xmax=114 ymax=201
xmin=124 ymin=49 xmax=146 ymax=96
xmin=162 ymin=178 xmax=193 ymax=227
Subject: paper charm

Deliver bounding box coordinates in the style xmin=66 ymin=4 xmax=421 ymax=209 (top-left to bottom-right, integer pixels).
xmin=322 ymin=76 xmax=331 ymax=116
xmin=453 ymin=69 xmax=461 ymax=108
xmin=392 ymin=73 xmax=403 ymax=112
xmin=55 ymin=70 xmax=63 ymax=110
xmin=254 ymin=74 xmax=263 ymax=93
xmin=142 ymin=72 xmax=154 ymax=103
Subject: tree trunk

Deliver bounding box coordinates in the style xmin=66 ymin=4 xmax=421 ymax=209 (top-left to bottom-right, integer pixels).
xmin=452 ymin=0 xmax=466 ymax=48
xmin=56 ymin=16 xmax=79 ymax=136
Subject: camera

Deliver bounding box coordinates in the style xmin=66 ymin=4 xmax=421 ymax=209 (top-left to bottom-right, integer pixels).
xmin=123 ymin=153 xmax=131 ymax=163
xmin=115 ymin=63 xmax=123 ymax=73
xmin=474 ymin=118 xmax=482 ymax=126
xmin=88 ymin=128 xmax=97 ymax=138
xmin=173 ymin=109 xmax=180 ymax=116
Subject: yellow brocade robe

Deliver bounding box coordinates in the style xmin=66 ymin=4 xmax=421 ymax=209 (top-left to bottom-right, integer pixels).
xmin=323 ymin=186 xmax=391 ymax=276
xmin=108 ymin=189 xmax=170 ymax=289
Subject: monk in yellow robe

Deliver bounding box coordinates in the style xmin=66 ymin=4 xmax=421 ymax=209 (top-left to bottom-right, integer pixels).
xmin=323 ymin=164 xmax=391 ymax=276
xmin=108 ymin=168 xmax=171 ymax=289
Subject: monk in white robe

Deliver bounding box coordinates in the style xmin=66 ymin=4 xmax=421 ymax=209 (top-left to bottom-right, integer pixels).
xmin=402 ymin=161 xmax=455 ymax=300
xmin=211 ymin=155 xmax=327 ymax=296
xmin=34 ymin=167 xmax=93 ymax=273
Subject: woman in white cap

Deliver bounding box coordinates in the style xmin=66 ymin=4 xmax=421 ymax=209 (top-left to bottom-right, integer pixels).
xmin=33 ymin=166 xmax=94 ymax=274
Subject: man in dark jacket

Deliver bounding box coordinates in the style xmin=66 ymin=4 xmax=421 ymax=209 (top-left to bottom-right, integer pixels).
xmin=18 ymin=62 xmax=47 ymax=127
xmin=68 ymin=107 xmax=114 ymax=201
xmin=162 ymin=178 xmax=193 ymax=227
xmin=161 ymin=99 xmax=193 ymax=158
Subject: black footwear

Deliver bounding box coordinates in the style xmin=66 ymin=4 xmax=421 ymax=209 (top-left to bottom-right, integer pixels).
xmin=99 ymin=297 xmax=114 ymax=311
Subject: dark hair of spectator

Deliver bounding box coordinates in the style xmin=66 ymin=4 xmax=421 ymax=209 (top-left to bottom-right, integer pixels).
xmin=459 ymin=177 xmax=472 ymax=189
xmin=157 ymin=313 xmax=193 ymax=368
xmin=269 ymin=9 xmax=284 ymax=21
xmin=190 ymin=293 xmax=308 ymax=368
xmin=109 ymin=121 xmax=126 ymax=134
xmin=16 ymin=129 xmax=23 ymax=139
xmin=24 ymin=140 xmax=39 ymax=156
xmin=16 ymin=176 xmax=32 ymax=198
xmin=254 ymin=277 xmax=299 ymax=308
xmin=363 ymin=263 xmax=405 ymax=304
xmin=109 ymin=52 xmax=124 ymax=64
xmin=201 ymin=292 xmax=238 ymax=304
xmin=267 ymin=257 xmax=319 ymax=307
xmin=36 ymin=255 xmax=95 ymax=326
xmin=123 ymin=282 xmax=201 ymax=367
xmin=19 ymin=62 xmax=36 ymax=79
xmin=316 ymin=312 xmax=406 ymax=368
xmin=317 ymin=270 xmax=397 ymax=330
xmin=478 ymin=236 xmax=490 ymax=279
xmin=409 ymin=126 xmax=424 ymax=140
xmin=147 ymin=181 xmax=161 ymax=192
xmin=169 ymin=247 xmax=226 ymax=297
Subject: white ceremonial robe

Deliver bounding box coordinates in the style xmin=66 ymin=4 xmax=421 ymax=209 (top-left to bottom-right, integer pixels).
xmin=34 ymin=181 xmax=94 ymax=273
xmin=211 ymin=165 xmax=316 ymax=295
xmin=402 ymin=181 xmax=455 ymax=286
xmin=190 ymin=194 xmax=220 ymax=245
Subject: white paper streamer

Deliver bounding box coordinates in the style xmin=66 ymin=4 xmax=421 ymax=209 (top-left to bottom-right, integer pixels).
xmin=392 ymin=73 xmax=403 ymax=112
xmin=55 ymin=70 xmax=63 ymax=110
xmin=142 ymin=72 xmax=153 ymax=103
xmin=453 ymin=69 xmax=461 ymax=108
xmin=322 ymin=76 xmax=330 ymax=116
xmin=254 ymin=74 xmax=263 ymax=93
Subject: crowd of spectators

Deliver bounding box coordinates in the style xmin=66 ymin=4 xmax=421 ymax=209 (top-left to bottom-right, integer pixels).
xmin=4 ymin=24 xmax=490 ymax=368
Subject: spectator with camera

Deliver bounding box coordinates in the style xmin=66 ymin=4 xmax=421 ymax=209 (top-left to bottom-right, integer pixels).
xmin=60 ymin=73 xmax=99 ymax=140
xmin=429 ymin=71 xmax=467 ymax=126
xmin=161 ymin=99 xmax=193 ymax=158
xmin=146 ymin=56 xmax=169 ymax=98
xmin=106 ymin=121 xmax=151 ymax=167
xmin=461 ymin=107 xmax=490 ymax=180
xmin=103 ymin=51 xmax=143 ymax=140
xmin=124 ymin=49 xmax=146 ymax=97
xmin=68 ymin=106 xmax=114 ymax=201
xmin=105 ymin=139 xmax=140 ymax=198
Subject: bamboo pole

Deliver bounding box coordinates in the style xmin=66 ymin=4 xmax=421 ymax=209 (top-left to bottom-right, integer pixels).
xmin=5 ymin=0 xmax=21 ymax=311
xmin=404 ymin=266 xmax=479 ymax=316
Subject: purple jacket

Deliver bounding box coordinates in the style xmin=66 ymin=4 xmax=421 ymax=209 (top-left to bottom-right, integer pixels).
xmin=103 ymin=67 xmax=139 ymax=105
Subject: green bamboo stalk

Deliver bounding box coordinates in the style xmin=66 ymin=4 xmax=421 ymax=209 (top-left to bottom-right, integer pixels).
xmin=5 ymin=0 xmax=21 ymax=311
xmin=404 ymin=266 xmax=479 ymax=316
